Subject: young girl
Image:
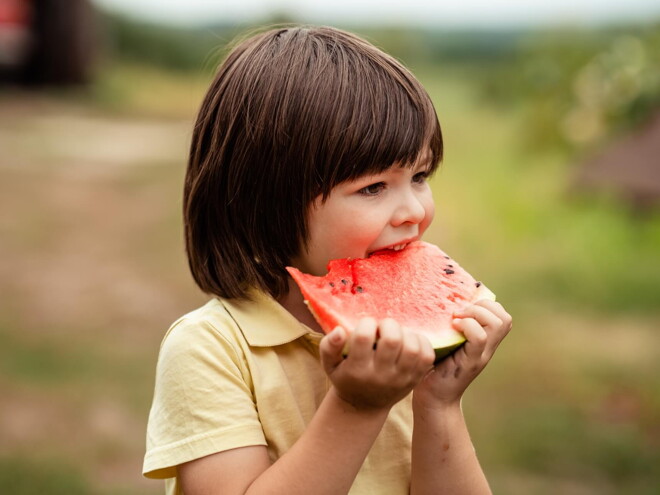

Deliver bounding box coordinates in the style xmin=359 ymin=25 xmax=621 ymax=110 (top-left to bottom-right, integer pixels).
xmin=143 ymin=26 xmax=512 ymax=495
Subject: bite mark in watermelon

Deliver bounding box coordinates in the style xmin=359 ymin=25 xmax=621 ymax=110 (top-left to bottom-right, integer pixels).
xmin=286 ymin=241 xmax=496 ymax=361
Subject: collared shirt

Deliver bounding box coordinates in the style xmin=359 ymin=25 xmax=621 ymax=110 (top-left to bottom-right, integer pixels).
xmin=143 ymin=291 xmax=413 ymax=495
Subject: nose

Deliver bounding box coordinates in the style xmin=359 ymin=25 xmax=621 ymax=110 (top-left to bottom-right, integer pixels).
xmin=391 ymin=189 xmax=427 ymax=227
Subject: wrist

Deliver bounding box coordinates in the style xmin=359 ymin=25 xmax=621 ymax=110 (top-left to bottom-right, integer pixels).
xmin=412 ymin=391 xmax=463 ymax=415
xmin=328 ymin=386 xmax=393 ymax=418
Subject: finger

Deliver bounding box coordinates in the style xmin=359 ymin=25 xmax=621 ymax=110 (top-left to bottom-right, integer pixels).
xmin=396 ymin=330 xmax=423 ymax=374
xmin=452 ymin=318 xmax=487 ymax=360
xmin=474 ymin=300 xmax=513 ymax=332
xmin=373 ymin=318 xmax=403 ymax=368
xmin=455 ymin=305 xmax=503 ymax=333
xmin=319 ymin=326 xmax=348 ymax=375
xmin=347 ymin=317 xmax=378 ymax=362
xmin=469 ymin=301 xmax=512 ymax=356
xmin=415 ymin=333 xmax=436 ymax=375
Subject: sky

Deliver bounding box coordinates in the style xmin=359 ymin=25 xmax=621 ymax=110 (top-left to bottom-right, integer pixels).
xmin=92 ymin=0 xmax=660 ymax=28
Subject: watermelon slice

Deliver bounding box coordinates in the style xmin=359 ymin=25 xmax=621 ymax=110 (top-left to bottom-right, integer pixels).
xmin=286 ymin=241 xmax=495 ymax=361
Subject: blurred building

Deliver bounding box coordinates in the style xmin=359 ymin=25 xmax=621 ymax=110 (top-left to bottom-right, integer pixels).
xmin=573 ymin=109 xmax=660 ymax=211
xmin=0 ymin=0 xmax=97 ymax=85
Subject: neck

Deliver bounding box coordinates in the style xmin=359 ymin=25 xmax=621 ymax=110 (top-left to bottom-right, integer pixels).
xmin=277 ymin=278 xmax=324 ymax=334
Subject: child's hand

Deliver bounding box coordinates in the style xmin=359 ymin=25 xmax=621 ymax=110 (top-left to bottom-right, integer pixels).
xmin=413 ymin=299 xmax=512 ymax=409
xmin=320 ymin=317 xmax=435 ymax=411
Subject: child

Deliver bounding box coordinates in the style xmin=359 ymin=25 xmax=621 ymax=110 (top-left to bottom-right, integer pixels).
xmin=143 ymin=26 xmax=512 ymax=495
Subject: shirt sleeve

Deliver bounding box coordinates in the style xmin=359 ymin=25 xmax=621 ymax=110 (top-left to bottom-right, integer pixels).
xmin=143 ymin=315 xmax=266 ymax=479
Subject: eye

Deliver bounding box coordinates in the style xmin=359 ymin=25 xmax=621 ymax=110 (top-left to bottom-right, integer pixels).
xmin=412 ymin=171 xmax=429 ymax=184
xmin=358 ymin=182 xmax=386 ymax=196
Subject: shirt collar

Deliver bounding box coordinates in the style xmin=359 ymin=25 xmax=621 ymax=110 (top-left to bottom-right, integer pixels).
xmin=219 ymin=289 xmax=318 ymax=347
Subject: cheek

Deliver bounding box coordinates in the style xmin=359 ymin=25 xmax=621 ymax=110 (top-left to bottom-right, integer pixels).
xmin=421 ymin=194 xmax=435 ymax=232
xmin=336 ymin=220 xmax=378 ymax=248
xmin=328 ymin=212 xmax=383 ymax=256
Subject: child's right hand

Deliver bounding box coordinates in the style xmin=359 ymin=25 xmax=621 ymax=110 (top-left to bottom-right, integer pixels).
xmin=319 ymin=317 xmax=436 ymax=411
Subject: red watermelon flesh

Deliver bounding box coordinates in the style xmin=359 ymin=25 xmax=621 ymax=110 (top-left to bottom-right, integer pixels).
xmin=286 ymin=241 xmax=496 ymax=360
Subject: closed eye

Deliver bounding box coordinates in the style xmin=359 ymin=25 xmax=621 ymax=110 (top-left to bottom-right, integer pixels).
xmin=358 ymin=182 xmax=386 ymax=196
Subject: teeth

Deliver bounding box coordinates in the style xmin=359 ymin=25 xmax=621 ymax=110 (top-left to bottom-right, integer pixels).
xmin=392 ymin=243 xmax=407 ymax=251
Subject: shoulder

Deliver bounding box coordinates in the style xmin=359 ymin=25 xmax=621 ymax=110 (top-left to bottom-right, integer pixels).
xmin=145 ymin=299 xmax=268 ymax=479
xmin=164 ymin=298 xmax=238 ymax=340
xmin=156 ymin=298 xmax=248 ymax=375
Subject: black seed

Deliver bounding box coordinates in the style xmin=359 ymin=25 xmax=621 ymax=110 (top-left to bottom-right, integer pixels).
xmin=444 ymin=256 xmax=450 ymax=259
xmin=444 ymin=269 xmax=455 ymax=274
xmin=448 ymin=264 xmax=454 ymax=268
xmin=356 ymin=286 xmax=363 ymax=293
xmin=329 ymin=282 xmax=335 ymax=287
xmin=341 ymin=279 xmax=348 ymax=285
xmin=475 ymin=281 xmax=482 ymax=287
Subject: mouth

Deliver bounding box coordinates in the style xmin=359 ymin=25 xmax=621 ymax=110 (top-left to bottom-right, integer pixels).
xmin=388 ymin=242 xmax=409 ymax=251
xmin=369 ymin=239 xmax=417 ymax=256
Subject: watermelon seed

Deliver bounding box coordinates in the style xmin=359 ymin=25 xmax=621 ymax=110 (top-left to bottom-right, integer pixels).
xmin=329 ymin=282 xmax=335 ymax=287
xmin=444 ymin=256 xmax=450 ymax=259
xmin=444 ymin=269 xmax=455 ymax=274
xmin=356 ymin=286 xmax=363 ymax=293
xmin=475 ymin=281 xmax=482 ymax=287
xmin=341 ymin=279 xmax=348 ymax=285
xmin=447 ymin=264 xmax=454 ymax=268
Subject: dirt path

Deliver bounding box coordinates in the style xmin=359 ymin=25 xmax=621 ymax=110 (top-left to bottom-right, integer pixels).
xmin=0 ymin=93 xmax=207 ymax=493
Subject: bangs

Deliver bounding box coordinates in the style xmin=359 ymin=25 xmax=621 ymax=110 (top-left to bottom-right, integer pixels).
xmin=241 ymin=27 xmax=443 ymax=202
xmin=300 ymin=30 xmax=443 ymax=197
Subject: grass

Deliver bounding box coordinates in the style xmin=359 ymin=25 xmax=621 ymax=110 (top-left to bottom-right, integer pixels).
xmin=1 ymin=59 xmax=658 ymax=495
xmin=86 ymin=61 xmax=213 ymax=119
xmin=0 ymin=456 xmax=91 ymax=495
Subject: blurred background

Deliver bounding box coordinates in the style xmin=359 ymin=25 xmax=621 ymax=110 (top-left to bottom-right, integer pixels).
xmin=0 ymin=0 xmax=659 ymax=493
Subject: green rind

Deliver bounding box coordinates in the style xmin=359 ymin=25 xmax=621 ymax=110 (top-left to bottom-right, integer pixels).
xmin=427 ymin=332 xmax=467 ymax=362
xmin=433 ymin=340 xmax=465 ymax=363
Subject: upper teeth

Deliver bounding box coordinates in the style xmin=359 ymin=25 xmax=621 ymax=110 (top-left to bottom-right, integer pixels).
xmin=391 ymin=243 xmax=407 ymax=251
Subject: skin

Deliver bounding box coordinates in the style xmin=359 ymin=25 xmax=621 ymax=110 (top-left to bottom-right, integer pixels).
xmin=178 ymin=158 xmax=513 ymax=494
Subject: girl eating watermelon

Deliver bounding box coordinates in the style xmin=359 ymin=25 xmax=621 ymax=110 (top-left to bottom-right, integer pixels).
xmin=143 ymin=26 xmax=512 ymax=495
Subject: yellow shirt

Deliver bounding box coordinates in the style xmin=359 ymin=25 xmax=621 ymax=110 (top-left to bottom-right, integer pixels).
xmin=143 ymin=290 xmax=413 ymax=494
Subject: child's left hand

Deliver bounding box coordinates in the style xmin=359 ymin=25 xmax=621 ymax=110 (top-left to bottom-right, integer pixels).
xmin=413 ymin=299 xmax=512 ymax=408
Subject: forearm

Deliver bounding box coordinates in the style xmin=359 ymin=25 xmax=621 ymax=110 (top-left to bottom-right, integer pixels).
xmin=410 ymin=400 xmax=491 ymax=495
xmin=246 ymin=387 xmax=390 ymax=495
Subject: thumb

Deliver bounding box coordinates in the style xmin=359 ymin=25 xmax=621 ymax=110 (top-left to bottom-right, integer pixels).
xmin=319 ymin=326 xmax=348 ymax=374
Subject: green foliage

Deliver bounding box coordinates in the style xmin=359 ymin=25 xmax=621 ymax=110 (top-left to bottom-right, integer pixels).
xmin=480 ymin=23 xmax=660 ymax=152
xmin=418 ymin=64 xmax=660 ymax=314
xmin=97 ymin=11 xmax=527 ymax=75
xmin=100 ymin=12 xmax=235 ymax=73
xmin=347 ymin=26 xmax=523 ymax=67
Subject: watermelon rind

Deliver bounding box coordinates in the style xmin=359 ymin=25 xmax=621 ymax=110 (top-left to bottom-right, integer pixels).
xmin=428 ymin=283 xmax=497 ymax=361
xmin=432 ymin=339 xmax=466 ymax=361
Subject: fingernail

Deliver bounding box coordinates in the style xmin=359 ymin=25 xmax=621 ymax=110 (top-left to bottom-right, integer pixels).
xmin=330 ymin=327 xmax=343 ymax=344
xmin=452 ymin=318 xmax=462 ymax=326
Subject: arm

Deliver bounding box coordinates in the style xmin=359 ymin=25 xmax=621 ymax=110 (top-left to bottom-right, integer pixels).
xmin=180 ymin=317 xmax=435 ymax=495
xmin=179 ymin=387 xmax=389 ymax=495
xmin=410 ymin=300 xmax=512 ymax=495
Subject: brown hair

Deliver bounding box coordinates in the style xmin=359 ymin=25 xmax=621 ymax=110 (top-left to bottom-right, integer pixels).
xmin=184 ymin=26 xmax=443 ymax=300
